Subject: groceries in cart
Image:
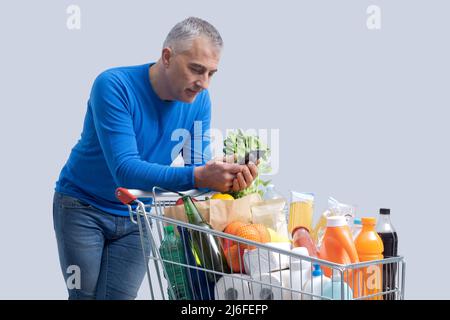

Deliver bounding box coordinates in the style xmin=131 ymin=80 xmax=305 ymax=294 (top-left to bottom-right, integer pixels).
xmin=116 ymin=185 xmax=402 ymax=300
xmin=152 ymin=183 xmax=402 ymax=301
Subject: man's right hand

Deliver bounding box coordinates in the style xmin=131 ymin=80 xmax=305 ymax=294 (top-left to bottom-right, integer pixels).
xmin=194 ymin=159 xmax=243 ymax=192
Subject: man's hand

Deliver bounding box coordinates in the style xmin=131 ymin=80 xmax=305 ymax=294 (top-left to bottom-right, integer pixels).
xmin=231 ymin=161 xmax=258 ymax=192
xmin=225 ymin=154 xmax=259 ymax=192
xmin=194 ymin=157 xmax=259 ymax=193
xmin=194 ymin=160 xmax=241 ymax=192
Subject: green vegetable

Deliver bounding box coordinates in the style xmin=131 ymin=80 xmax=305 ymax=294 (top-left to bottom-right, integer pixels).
xmin=223 ymin=129 xmax=271 ymax=198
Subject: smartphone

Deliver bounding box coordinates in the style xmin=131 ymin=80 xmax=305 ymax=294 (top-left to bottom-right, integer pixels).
xmin=243 ymin=149 xmax=266 ymax=164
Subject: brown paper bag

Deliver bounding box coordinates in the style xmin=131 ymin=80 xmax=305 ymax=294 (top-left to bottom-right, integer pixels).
xmin=163 ymin=193 xmax=262 ymax=231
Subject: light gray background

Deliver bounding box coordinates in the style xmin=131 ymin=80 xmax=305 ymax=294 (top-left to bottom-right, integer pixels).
xmin=1 ymin=0 xmax=448 ymax=299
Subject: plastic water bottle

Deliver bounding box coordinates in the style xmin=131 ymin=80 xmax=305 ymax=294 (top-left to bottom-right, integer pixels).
xmin=263 ymin=184 xmax=289 ymax=236
xmin=264 ymin=184 xmax=288 ymax=214
xmin=302 ymin=264 xmax=331 ymax=300
xmin=352 ymin=218 xmax=362 ymax=240
xmin=159 ymin=225 xmax=192 ymax=300
xmin=263 ymin=184 xmax=283 ymax=200
xmin=323 ymin=269 xmax=353 ymax=300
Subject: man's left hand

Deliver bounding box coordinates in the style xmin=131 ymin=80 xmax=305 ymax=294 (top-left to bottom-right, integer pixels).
xmin=231 ymin=161 xmax=258 ymax=192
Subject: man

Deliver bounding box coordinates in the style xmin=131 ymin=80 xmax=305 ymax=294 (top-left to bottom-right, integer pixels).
xmin=53 ymin=17 xmax=257 ymax=300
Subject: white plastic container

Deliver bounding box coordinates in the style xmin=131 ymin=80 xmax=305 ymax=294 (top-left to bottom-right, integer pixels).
xmin=322 ymin=269 xmax=353 ymax=300
xmin=280 ymin=247 xmax=312 ymax=300
xmin=302 ymin=264 xmax=331 ymax=300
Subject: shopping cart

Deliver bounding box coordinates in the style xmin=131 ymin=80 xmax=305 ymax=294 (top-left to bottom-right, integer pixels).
xmin=116 ymin=186 xmax=406 ymax=300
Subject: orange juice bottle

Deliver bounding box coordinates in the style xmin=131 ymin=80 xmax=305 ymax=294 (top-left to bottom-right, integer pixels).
xmin=318 ymin=216 xmax=360 ymax=296
xmin=354 ymin=217 xmax=384 ymax=300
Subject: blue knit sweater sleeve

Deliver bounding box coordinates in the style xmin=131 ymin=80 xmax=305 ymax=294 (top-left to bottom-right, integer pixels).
xmin=187 ymin=89 xmax=212 ymax=167
xmin=89 ymin=72 xmax=194 ymax=191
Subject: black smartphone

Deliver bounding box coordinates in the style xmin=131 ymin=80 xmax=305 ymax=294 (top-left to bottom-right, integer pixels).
xmin=243 ymin=149 xmax=266 ymax=164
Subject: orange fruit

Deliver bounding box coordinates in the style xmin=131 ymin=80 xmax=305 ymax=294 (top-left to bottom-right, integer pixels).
xmin=235 ymin=225 xmax=261 ymax=250
xmin=221 ymin=238 xmax=234 ymax=251
xmin=223 ymin=221 xmax=248 ymax=235
xmin=252 ymin=224 xmax=271 ymax=243
xmin=223 ymin=222 xmax=271 ymax=251
xmin=224 ymin=244 xmax=245 ymax=273
xmin=223 ymin=221 xmax=249 ymax=250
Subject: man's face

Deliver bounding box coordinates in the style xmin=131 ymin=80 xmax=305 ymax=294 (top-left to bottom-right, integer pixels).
xmin=165 ymin=37 xmax=220 ymax=103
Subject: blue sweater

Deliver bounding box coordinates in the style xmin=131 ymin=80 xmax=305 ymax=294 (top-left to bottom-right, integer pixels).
xmin=55 ymin=63 xmax=211 ymax=216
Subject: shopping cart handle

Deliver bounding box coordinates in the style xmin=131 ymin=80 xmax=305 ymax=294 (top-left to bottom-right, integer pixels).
xmin=116 ymin=187 xmax=214 ymax=204
xmin=116 ymin=187 xmax=138 ymax=205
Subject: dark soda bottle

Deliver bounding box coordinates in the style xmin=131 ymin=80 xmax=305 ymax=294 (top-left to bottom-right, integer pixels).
xmin=182 ymin=195 xmax=230 ymax=283
xmin=376 ymin=208 xmax=398 ymax=300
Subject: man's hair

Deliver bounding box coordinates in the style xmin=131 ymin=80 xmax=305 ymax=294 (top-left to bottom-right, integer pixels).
xmin=163 ymin=17 xmax=223 ymax=54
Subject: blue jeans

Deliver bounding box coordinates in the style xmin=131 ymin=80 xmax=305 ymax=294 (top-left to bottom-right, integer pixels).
xmin=53 ymin=192 xmax=150 ymax=300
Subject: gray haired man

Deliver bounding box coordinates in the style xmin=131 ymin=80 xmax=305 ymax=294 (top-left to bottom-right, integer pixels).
xmin=53 ymin=17 xmax=257 ymax=299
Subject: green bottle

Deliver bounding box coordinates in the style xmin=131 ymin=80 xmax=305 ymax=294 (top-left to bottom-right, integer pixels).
xmin=182 ymin=196 xmax=230 ymax=282
xmin=159 ymin=225 xmax=192 ymax=300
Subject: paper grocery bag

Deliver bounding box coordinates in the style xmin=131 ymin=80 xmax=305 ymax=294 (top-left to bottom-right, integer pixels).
xmin=163 ymin=193 xmax=262 ymax=231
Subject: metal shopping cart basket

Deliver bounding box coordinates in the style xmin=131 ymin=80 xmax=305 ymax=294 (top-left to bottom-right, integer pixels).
xmin=116 ymin=186 xmax=406 ymax=300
